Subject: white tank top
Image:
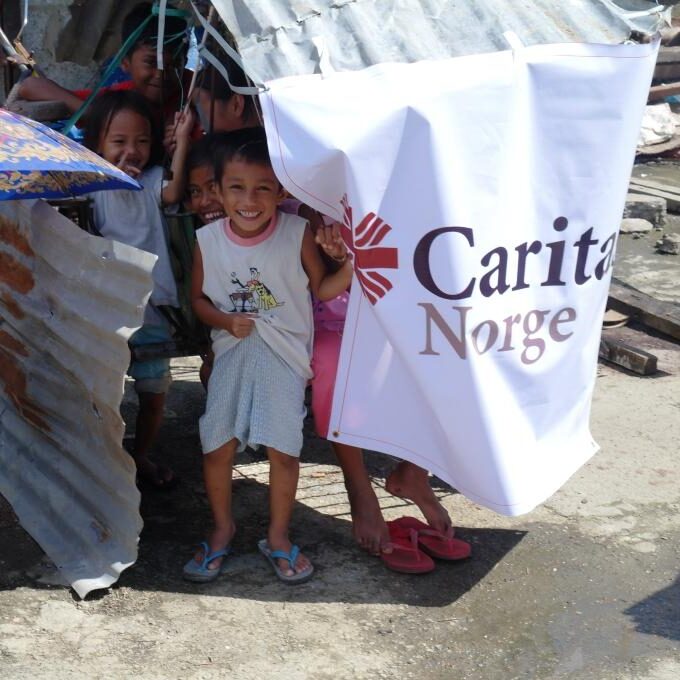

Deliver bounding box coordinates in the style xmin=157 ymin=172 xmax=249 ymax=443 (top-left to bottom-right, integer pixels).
xmin=197 ymin=211 xmax=313 ymax=379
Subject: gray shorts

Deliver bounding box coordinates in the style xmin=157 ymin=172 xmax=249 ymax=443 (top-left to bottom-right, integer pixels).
xmin=199 ymin=330 xmax=307 ymax=457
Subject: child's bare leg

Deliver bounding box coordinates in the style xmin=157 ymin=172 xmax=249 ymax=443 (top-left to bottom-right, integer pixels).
xmin=199 ymin=350 xmax=214 ymax=391
xmin=134 ymin=391 xmax=173 ymax=485
xmin=332 ymin=442 xmax=390 ymax=555
xmin=386 ymin=461 xmax=452 ymax=535
xmin=199 ymin=361 xmax=211 ymax=390
xmin=266 ymin=448 xmax=311 ymax=577
xmin=192 ymin=438 xmax=237 ymax=570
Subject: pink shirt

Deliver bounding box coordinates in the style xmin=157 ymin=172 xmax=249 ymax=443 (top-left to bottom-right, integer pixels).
xmin=313 ymin=292 xmax=349 ymax=332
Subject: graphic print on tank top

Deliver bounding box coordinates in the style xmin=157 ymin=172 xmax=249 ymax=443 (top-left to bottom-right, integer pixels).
xmin=228 ymin=266 xmax=285 ymax=312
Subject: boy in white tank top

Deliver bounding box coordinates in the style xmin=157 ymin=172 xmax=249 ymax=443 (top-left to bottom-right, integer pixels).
xmin=184 ymin=128 xmax=352 ymax=583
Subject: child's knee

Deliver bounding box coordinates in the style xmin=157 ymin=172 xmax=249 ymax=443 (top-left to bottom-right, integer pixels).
xmin=203 ymin=442 xmax=238 ymax=474
xmin=267 ymin=448 xmax=300 ymax=469
xmin=137 ymin=390 xmax=166 ymax=413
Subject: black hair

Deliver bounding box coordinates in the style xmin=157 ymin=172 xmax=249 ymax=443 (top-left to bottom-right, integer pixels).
xmin=212 ymin=127 xmax=271 ymax=186
xmin=185 ymin=132 xmax=232 ymax=178
xmin=121 ymin=2 xmax=187 ymax=56
xmin=197 ymin=61 xmax=260 ymax=123
xmin=83 ymin=90 xmax=163 ymax=167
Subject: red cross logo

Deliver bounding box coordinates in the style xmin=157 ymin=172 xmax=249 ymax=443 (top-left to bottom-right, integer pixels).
xmin=340 ymin=194 xmax=399 ymax=305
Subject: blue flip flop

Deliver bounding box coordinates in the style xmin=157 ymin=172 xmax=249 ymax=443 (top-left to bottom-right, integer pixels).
xmin=183 ymin=541 xmax=232 ymax=582
xmin=257 ymin=539 xmax=314 ymax=584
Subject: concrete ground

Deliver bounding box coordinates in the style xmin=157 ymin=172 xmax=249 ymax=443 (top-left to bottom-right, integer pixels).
xmin=0 ymin=319 xmax=678 ymax=680
xmin=621 ymin=162 xmax=680 ymax=305
xmin=615 ymin=214 xmax=680 ymax=306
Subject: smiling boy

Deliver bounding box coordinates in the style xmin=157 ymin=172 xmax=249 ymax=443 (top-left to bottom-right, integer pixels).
xmin=18 ymin=3 xmax=187 ymax=128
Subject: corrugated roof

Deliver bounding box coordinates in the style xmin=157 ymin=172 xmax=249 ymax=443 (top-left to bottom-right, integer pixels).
xmin=0 ymin=199 xmax=152 ymax=598
xmin=211 ymin=0 xmax=666 ymax=82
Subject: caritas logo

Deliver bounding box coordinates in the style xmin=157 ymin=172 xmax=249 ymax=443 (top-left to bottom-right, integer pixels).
xmin=341 ymin=195 xmax=618 ymax=366
xmin=340 ymin=194 xmax=398 ymax=305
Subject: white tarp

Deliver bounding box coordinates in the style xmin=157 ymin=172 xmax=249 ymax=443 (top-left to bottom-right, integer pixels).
xmin=261 ymin=39 xmax=658 ymax=516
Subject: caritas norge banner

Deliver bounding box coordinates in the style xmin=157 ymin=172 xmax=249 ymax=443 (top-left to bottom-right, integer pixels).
xmin=260 ymin=39 xmax=658 ymax=515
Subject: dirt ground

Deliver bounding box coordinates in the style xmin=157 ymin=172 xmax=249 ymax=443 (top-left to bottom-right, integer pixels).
xmin=0 ymin=321 xmax=679 ymax=680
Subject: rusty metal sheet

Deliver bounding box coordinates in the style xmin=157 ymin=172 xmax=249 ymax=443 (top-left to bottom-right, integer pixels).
xmin=211 ymin=0 xmax=666 ymax=82
xmin=0 ymin=199 xmax=154 ymax=598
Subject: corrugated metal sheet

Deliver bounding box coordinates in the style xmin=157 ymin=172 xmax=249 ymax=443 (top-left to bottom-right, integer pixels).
xmin=211 ymin=0 xmax=666 ymax=82
xmin=0 ymin=199 xmax=154 ymax=598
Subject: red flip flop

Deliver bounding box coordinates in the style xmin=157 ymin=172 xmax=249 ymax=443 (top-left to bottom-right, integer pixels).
xmin=392 ymin=516 xmax=471 ymax=561
xmin=381 ymin=522 xmax=435 ymax=574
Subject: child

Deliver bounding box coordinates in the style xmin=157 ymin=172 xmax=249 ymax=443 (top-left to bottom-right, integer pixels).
xmin=310 ymin=274 xmax=456 ymax=557
xmin=83 ymin=89 xmax=194 ymax=488
xmin=19 ymin=3 xmax=188 ymax=129
xmin=165 ymin=58 xmax=259 ymax=152
xmin=184 ymin=132 xmax=454 ymax=560
xmin=184 ymin=133 xmax=228 ymax=226
xmin=193 ymin=61 xmax=261 ymax=133
xmin=183 ymin=133 xmax=229 ymax=387
xmin=184 ymin=127 xmax=352 ymax=583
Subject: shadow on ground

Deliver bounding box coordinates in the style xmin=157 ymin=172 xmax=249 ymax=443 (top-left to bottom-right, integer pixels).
xmin=0 ymin=372 xmax=525 ymax=607
xmin=625 ymin=575 xmax=680 ymax=642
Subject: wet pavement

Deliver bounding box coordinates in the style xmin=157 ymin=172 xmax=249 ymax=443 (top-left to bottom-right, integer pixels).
xmin=619 ymin=162 xmax=680 ymax=303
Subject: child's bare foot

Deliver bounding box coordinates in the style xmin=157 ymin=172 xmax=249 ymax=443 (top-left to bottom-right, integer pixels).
xmin=192 ymin=524 xmax=235 ymax=572
xmin=347 ymin=485 xmax=391 ymax=555
xmin=267 ymin=534 xmax=312 ymax=578
xmin=135 ymin=457 xmax=175 ymax=489
xmin=386 ymin=462 xmax=452 ymax=536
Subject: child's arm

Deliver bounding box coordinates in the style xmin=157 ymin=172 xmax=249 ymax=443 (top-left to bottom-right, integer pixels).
xmin=301 ymin=224 xmax=353 ymax=301
xmin=18 ymin=75 xmax=83 ymax=113
xmin=301 ymin=205 xmax=346 ymax=274
xmin=191 ymin=243 xmax=256 ymax=338
xmin=161 ymin=109 xmax=195 ymax=206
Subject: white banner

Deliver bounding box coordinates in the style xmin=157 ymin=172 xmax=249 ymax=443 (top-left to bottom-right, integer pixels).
xmin=261 ymin=40 xmax=658 ymax=515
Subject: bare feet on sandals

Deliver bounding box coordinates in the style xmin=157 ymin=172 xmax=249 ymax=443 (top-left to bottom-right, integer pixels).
xmin=135 ymin=457 xmax=176 ymax=489
xmin=386 ymin=462 xmax=452 ymax=536
xmin=267 ymin=533 xmax=313 ymax=578
xmin=347 ymin=485 xmax=392 ymax=556
xmin=192 ymin=523 xmax=236 ymax=573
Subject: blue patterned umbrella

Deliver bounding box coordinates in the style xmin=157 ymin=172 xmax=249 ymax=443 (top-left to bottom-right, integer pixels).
xmin=0 ymin=108 xmax=141 ymax=200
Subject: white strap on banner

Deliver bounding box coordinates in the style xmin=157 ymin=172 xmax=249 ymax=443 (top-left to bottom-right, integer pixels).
xmin=157 ymin=0 xmax=168 ymax=70
xmin=189 ymin=0 xmax=266 ymax=93
xmin=198 ymin=44 xmax=264 ymax=95
xmin=312 ymin=35 xmax=335 ymax=77
xmin=503 ymin=31 xmax=525 ymax=51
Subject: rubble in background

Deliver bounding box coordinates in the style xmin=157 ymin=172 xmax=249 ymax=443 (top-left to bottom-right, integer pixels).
xmin=656 ymin=232 xmax=680 ymax=254
xmin=623 ymin=193 xmax=666 ymax=227
xmin=620 ymin=218 xmax=654 ymax=234
xmin=637 ymin=102 xmax=680 ymax=152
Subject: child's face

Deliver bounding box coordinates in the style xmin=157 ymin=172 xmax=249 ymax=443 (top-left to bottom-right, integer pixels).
xmin=187 ymin=164 xmax=225 ymax=224
xmin=195 ymin=88 xmax=245 ymax=132
xmin=218 ymin=159 xmax=284 ymax=236
xmin=122 ymin=44 xmax=178 ymax=104
xmin=98 ymin=109 xmax=152 ymax=171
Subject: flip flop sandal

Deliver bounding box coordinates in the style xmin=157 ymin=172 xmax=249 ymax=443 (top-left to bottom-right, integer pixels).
xmin=183 ymin=541 xmax=232 ymax=582
xmin=381 ymin=522 xmax=435 ymax=574
xmin=392 ymin=516 xmax=471 ymax=561
xmin=257 ymin=539 xmax=314 ymax=584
